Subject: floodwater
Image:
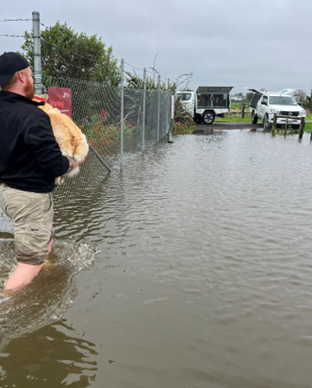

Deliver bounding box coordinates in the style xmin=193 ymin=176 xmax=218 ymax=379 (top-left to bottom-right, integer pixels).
xmin=1 ymin=130 xmax=312 ymax=388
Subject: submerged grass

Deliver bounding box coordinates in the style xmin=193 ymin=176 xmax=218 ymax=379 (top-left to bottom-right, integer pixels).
xmin=173 ymin=121 xmax=196 ymax=134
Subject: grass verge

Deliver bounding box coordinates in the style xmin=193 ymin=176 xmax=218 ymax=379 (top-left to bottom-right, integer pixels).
xmin=173 ymin=121 xmax=196 ymax=135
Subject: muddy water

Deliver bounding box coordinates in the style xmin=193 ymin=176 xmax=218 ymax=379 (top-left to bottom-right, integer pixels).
xmin=1 ymin=130 xmax=312 ymax=388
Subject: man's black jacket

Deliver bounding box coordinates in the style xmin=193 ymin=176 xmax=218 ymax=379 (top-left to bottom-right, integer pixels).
xmin=0 ymin=91 xmax=69 ymax=193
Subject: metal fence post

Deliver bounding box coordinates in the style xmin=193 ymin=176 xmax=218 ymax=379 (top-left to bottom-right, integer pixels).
xmin=142 ymin=68 xmax=146 ymax=151
xmin=167 ymin=78 xmax=172 ymax=136
xmin=157 ymin=74 xmax=161 ymax=141
xmin=32 ymin=11 xmax=42 ymax=95
xmin=165 ymin=83 xmax=169 ymax=136
xmin=120 ymin=58 xmax=124 ymax=165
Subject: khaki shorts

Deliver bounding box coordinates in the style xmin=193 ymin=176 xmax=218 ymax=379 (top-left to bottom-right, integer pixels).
xmin=0 ymin=184 xmax=53 ymax=265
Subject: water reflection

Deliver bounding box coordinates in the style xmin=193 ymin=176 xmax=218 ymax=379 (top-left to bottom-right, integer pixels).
xmin=0 ymin=321 xmax=98 ymax=387
xmin=2 ymin=132 xmax=312 ymax=387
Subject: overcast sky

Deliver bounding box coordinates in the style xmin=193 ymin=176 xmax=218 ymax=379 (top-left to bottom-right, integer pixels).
xmin=1 ymin=0 xmax=311 ymax=95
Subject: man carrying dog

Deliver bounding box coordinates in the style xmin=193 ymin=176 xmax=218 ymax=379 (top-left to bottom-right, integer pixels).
xmin=0 ymin=52 xmax=84 ymax=291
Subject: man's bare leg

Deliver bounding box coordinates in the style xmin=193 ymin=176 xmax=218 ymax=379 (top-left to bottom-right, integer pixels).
xmin=46 ymin=238 xmax=53 ymax=259
xmin=5 ymin=262 xmax=44 ymax=290
xmin=5 ymin=238 xmax=53 ymax=291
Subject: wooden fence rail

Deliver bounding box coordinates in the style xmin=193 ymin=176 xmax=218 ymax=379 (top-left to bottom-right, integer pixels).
xmin=272 ymin=114 xmax=305 ymax=141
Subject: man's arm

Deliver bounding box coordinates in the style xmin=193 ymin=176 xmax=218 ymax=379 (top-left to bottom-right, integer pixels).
xmin=25 ymin=116 xmax=85 ymax=176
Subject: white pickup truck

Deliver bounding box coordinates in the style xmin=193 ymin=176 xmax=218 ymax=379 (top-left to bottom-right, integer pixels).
xmin=175 ymin=86 xmax=233 ymax=124
xmin=248 ymin=88 xmax=306 ymax=131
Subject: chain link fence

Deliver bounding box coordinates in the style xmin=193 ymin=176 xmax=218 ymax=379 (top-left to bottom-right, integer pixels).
xmin=41 ymin=74 xmax=173 ymax=206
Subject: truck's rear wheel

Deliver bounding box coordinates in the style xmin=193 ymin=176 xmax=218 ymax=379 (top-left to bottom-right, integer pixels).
xmin=252 ymin=111 xmax=258 ymax=124
xmin=202 ymin=111 xmax=215 ymax=125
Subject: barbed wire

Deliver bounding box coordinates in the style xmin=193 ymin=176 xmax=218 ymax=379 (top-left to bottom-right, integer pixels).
xmin=0 ymin=18 xmax=45 ymax=27
xmin=118 ymin=54 xmax=165 ymax=80
xmin=121 ymin=60 xmax=143 ymax=72
xmin=0 ymin=34 xmax=25 ymax=38
xmin=0 ymin=18 xmax=32 ymax=22
xmin=120 ymin=60 xmax=170 ymax=84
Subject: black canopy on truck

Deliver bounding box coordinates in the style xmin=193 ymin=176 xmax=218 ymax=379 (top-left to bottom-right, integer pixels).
xmin=196 ymin=86 xmax=234 ymax=94
xmin=196 ymin=86 xmax=234 ymax=109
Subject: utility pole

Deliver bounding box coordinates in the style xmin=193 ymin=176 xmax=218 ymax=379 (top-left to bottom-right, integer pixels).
xmin=32 ymin=11 xmax=42 ymax=95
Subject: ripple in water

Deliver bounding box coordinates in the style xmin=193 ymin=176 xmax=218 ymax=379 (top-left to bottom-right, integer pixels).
xmin=0 ymin=238 xmax=98 ymax=352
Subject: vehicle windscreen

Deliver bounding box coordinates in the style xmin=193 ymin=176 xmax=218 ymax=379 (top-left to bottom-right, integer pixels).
xmin=269 ymin=96 xmax=297 ymax=106
xmin=182 ymin=93 xmax=192 ymax=101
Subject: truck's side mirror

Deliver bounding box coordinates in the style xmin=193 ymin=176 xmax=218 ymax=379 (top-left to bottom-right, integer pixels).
xmin=261 ymin=101 xmax=267 ymax=105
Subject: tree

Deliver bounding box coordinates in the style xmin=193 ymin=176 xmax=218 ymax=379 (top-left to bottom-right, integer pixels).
xmin=21 ymin=21 xmax=120 ymax=86
xmin=293 ymin=89 xmax=307 ymax=105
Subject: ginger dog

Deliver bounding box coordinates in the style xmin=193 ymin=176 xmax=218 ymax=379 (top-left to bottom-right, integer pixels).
xmin=33 ymin=95 xmax=89 ymax=185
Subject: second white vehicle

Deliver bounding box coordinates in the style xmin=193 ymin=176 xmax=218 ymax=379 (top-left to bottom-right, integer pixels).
xmin=175 ymin=86 xmax=233 ymax=124
xmin=248 ymin=88 xmax=306 ymax=131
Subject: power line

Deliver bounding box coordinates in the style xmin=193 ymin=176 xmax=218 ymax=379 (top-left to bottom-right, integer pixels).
xmin=122 ymin=60 xmax=144 ymax=72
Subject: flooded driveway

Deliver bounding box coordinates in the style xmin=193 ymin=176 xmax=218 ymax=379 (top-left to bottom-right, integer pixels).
xmin=1 ymin=130 xmax=312 ymax=387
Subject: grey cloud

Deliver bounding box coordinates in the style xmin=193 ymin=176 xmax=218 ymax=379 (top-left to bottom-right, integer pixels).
xmin=1 ymin=0 xmax=311 ymax=94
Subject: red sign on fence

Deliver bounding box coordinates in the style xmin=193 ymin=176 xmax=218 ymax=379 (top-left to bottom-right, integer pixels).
xmin=47 ymin=87 xmax=72 ymax=118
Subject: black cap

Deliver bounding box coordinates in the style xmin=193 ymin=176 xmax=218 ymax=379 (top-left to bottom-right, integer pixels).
xmin=0 ymin=52 xmax=30 ymax=86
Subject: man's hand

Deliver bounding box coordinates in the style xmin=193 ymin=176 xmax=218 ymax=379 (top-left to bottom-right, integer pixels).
xmin=66 ymin=156 xmax=85 ymax=173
